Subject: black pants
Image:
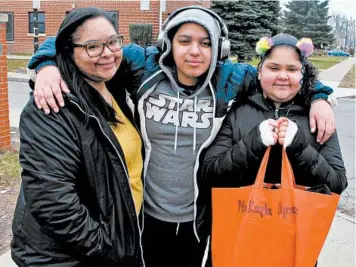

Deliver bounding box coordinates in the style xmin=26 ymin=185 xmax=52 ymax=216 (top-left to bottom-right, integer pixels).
xmin=142 ymin=213 xmax=208 ymax=267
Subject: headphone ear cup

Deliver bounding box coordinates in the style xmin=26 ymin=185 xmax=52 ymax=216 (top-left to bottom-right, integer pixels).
xmin=219 ymin=37 xmax=231 ymax=61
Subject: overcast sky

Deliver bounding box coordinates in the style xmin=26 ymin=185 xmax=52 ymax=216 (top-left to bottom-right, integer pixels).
xmin=281 ymin=0 xmax=356 ymax=19
xmin=328 ymin=0 xmax=356 ymax=19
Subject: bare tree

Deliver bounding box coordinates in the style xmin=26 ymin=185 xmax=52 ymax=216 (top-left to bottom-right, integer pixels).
xmin=330 ymin=12 xmax=355 ymax=54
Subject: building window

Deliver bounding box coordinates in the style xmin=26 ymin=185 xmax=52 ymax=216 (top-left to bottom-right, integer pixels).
xmin=140 ymin=0 xmax=150 ymax=10
xmin=29 ymin=12 xmax=45 ymax=33
xmin=106 ymin=11 xmax=118 ymax=31
xmin=0 ymin=12 xmax=14 ymax=41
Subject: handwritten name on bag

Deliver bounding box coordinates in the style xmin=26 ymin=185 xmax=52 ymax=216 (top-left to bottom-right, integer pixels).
xmin=237 ymin=200 xmax=298 ymax=218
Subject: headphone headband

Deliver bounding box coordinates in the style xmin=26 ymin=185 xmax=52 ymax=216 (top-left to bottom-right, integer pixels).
xmin=162 ymin=6 xmax=228 ymax=38
xmin=158 ymin=5 xmax=230 ymax=61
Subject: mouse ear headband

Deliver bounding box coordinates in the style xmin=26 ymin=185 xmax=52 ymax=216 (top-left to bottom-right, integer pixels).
xmin=256 ymin=35 xmax=314 ymax=58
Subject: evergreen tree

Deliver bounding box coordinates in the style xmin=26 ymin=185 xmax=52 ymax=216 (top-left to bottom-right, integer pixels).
xmin=283 ymin=0 xmax=334 ymax=49
xmin=264 ymin=0 xmax=283 ymax=36
xmin=211 ymin=0 xmax=281 ymax=61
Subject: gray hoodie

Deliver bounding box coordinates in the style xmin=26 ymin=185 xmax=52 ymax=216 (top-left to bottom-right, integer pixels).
xmin=143 ymin=9 xmax=222 ymax=222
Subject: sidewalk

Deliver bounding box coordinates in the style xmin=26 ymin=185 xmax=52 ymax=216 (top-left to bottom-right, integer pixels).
xmin=320 ymin=57 xmax=355 ymax=98
xmin=318 ymin=212 xmax=355 ymax=267
xmin=0 ymin=251 xmax=15 ymax=267
xmin=319 ymin=57 xmax=355 ymax=87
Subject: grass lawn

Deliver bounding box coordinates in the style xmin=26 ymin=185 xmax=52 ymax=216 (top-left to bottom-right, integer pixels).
xmin=339 ymin=64 xmax=355 ymax=88
xmin=308 ymin=56 xmax=346 ymax=70
xmin=9 ymin=52 xmax=33 ymax=56
xmin=0 ymin=150 xmax=21 ymax=255
xmin=7 ymin=59 xmax=29 ymax=73
xmin=0 ymin=151 xmax=21 ymax=186
xmin=230 ymin=55 xmax=346 ymax=70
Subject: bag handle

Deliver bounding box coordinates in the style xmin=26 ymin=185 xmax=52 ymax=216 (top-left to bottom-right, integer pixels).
xmin=254 ymin=147 xmax=296 ymax=189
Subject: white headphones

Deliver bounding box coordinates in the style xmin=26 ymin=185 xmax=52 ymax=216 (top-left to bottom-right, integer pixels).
xmin=157 ymin=6 xmax=231 ymax=61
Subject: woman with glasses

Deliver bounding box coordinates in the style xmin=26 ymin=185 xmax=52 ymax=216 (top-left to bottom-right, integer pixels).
xmin=11 ymin=7 xmax=144 ymax=267
xmin=72 ymin=35 xmax=124 ymax=57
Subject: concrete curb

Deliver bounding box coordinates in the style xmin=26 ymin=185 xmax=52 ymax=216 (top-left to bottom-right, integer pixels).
xmin=7 ymin=73 xmax=29 ymax=83
xmin=7 ymin=77 xmax=29 ymax=83
xmin=336 ymin=210 xmax=356 ymax=224
xmin=7 ymin=55 xmax=32 ymax=60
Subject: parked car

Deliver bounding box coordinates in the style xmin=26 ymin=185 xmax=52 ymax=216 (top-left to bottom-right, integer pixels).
xmin=327 ymin=50 xmax=351 ymax=57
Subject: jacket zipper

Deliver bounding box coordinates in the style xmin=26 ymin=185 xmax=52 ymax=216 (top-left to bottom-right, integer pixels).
xmin=69 ymin=100 xmax=144 ymax=265
xmin=274 ymin=108 xmax=279 ymax=119
xmin=193 ymin=81 xmax=218 ymax=243
xmin=263 ymin=95 xmax=293 ymax=120
xmin=274 ymin=104 xmax=293 ymax=119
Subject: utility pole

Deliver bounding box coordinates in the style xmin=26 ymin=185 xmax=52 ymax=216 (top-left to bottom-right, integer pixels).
xmin=33 ymin=0 xmax=40 ymax=53
xmin=159 ymin=0 xmax=166 ymax=32
xmin=0 ymin=13 xmax=11 ymax=150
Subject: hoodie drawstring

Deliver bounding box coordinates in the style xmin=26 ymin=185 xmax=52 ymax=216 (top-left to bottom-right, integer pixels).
xmin=193 ymin=96 xmax=197 ymax=153
xmin=174 ymin=90 xmax=180 ymax=153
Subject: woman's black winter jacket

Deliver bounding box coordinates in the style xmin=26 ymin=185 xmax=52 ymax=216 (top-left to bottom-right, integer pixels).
xmin=201 ymin=92 xmax=347 ymax=194
xmin=11 ymin=89 xmax=143 ymax=267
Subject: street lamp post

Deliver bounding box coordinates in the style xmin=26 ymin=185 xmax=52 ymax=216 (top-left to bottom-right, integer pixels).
xmin=159 ymin=0 xmax=166 ymax=32
xmin=33 ymin=0 xmax=40 ymax=53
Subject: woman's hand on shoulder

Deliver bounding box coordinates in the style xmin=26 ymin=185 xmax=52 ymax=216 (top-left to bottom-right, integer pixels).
xmin=309 ymin=100 xmax=335 ymax=144
xmin=34 ymin=65 xmax=70 ymax=114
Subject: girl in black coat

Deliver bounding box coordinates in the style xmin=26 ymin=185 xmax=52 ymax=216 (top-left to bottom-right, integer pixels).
xmin=201 ymin=33 xmax=347 ymax=194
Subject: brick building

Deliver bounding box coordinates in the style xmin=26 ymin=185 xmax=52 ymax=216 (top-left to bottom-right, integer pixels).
xmin=0 ymin=0 xmax=210 ymax=54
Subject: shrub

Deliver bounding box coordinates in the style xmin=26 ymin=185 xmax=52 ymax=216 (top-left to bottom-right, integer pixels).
xmin=313 ymin=49 xmax=327 ymax=57
xmin=129 ymin=24 xmax=153 ymax=46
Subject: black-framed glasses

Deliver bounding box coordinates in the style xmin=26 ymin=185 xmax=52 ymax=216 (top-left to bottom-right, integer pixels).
xmin=73 ymin=35 xmax=124 ymax=57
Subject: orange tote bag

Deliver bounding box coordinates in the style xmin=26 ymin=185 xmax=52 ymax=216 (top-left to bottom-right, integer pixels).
xmin=211 ymin=147 xmax=340 ymax=267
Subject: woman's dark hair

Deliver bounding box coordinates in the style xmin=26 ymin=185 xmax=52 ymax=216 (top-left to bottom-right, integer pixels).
xmin=256 ymin=45 xmax=319 ymax=105
xmin=56 ymin=7 xmax=119 ymax=125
